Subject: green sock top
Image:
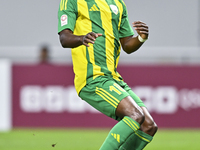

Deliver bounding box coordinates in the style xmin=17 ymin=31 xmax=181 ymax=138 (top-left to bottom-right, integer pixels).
xmin=122 ymin=116 xmax=140 ymax=132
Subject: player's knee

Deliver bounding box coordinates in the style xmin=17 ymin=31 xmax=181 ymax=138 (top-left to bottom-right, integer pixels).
xmin=136 ymin=112 xmax=145 ymax=125
xmin=145 ymin=121 xmax=158 ymax=136
xmin=128 ymin=110 xmax=145 ymax=125
xmin=152 ymin=122 xmax=158 ymax=135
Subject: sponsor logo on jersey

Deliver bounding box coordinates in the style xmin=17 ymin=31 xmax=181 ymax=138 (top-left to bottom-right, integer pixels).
xmin=61 ymin=14 xmax=67 ymax=26
xmin=110 ymin=5 xmax=118 ymax=15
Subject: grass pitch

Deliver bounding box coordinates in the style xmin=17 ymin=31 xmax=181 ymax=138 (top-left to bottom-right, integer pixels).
xmin=0 ymin=128 xmax=200 ymax=150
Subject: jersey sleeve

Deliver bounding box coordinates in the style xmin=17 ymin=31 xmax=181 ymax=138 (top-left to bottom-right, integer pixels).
xmin=119 ymin=1 xmax=134 ymax=38
xmin=58 ymin=0 xmax=78 ymax=33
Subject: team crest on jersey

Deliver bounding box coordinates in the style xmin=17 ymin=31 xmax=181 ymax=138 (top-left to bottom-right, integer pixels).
xmin=110 ymin=5 xmax=118 ymax=15
xmin=61 ymin=14 xmax=67 ymax=26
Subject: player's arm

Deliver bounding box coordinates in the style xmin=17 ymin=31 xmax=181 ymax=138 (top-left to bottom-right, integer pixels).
xmin=59 ymin=29 xmax=102 ymax=48
xmin=120 ymin=21 xmax=149 ymax=54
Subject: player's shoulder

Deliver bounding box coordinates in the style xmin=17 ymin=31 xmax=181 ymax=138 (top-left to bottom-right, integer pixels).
xmin=117 ymin=0 xmax=125 ymax=4
xmin=117 ymin=0 xmax=127 ymax=8
xmin=61 ymin=0 xmax=78 ymax=5
xmin=59 ymin=0 xmax=78 ymax=11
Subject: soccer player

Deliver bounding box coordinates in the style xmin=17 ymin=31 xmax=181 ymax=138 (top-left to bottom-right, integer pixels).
xmin=58 ymin=0 xmax=157 ymax=149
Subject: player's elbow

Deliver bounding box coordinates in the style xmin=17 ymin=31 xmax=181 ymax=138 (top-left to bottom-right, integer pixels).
xmin=59 ymin=35 xmax=66 ymax=48
xmin=123 ymin=48 xmax=138 ymax=54
xmin=59 ymin=35 xmax=72 ymax=48
xmin=124 ymin=50 xmax=133 ymax=54
xmin=122 ymin=43 xmax=139 ymax=54
xmin=59 ymin=31 xmax=72 ymax=48
xmin=60 ymin=39 xmax=68 ymax=48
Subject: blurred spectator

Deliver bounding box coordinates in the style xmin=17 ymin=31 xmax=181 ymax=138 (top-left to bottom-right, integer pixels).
xmin=39 ymin=45 xmax=50 ymax=64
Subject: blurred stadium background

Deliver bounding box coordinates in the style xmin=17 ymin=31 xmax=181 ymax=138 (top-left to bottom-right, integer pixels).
xmin=0 ymin=0 xmax=200 ymax=149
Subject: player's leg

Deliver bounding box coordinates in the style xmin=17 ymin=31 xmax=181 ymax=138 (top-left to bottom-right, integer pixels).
xmin=115 ymin=96 xmax=144 ymax=124
xmin=79 ymin=77 xmax=144 ymax=150
xmin=118 ymin=87 xmax=157 ymax=150
xmin=133 ymin=107 xmax=157 ymax=149
xmin=119 ymin=107 xmax=157 ymax=150
xmin=99 ymin=96 xmax=145 ymax=150
xmin=127 ymin=89 xmax=157 ymax=136
xmin=140 ymin=107 xmax=157 ymax=136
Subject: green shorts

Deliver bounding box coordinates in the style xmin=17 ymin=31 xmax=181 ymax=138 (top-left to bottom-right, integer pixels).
xmin=79 ymin=76 xmax=146 ymax=121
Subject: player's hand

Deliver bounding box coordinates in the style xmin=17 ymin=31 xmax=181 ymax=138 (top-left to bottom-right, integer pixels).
xmin=132 ymin=21 xmax=149 ymax=40
xmin=82 ymin=32 xmax=102 ymax=47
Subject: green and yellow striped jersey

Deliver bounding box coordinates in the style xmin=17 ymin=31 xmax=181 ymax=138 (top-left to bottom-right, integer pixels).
xmin=58 ymin=0 xmax=134 ymax=94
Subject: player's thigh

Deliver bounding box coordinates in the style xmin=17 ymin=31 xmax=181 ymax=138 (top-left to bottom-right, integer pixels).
xmin=79 ymin=77 xmax=129 ymax=120
xmin=114 ymin=80 xmax=146 ymax=107
xmin=125 ymin=86 xmax=146 ymax=107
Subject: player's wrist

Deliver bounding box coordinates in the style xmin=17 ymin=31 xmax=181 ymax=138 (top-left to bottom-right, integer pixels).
xmin=80 ymin=35 xmax=85 ymax=45
xmin=138 ymin=35 xmax=148 ymax=43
